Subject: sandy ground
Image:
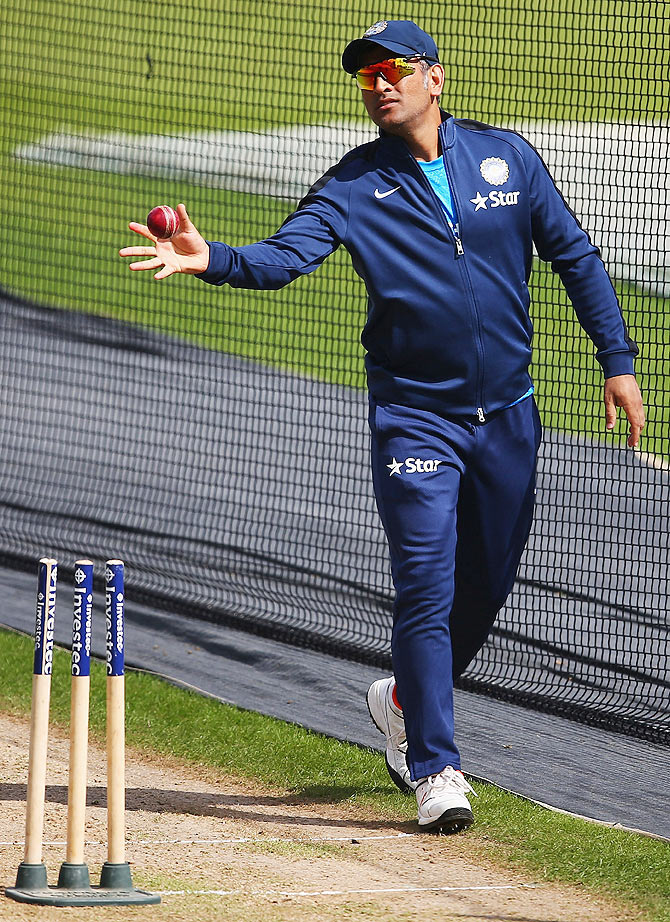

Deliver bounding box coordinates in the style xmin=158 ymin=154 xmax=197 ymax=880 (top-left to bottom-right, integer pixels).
xmin=0 ymin=711 xmax=644 ymax=922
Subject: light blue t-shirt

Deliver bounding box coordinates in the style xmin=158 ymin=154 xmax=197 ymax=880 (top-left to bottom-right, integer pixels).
xmin=418 ymin=157 xmax=457 ymax=229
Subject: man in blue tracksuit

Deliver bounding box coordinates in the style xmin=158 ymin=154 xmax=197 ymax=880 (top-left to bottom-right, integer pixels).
xmin=121 ymin=20 xmax=645 ymax=832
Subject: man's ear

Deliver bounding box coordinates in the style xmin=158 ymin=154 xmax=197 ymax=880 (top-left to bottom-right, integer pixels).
xmin=430 ymin=63 xmax=445 ymax=101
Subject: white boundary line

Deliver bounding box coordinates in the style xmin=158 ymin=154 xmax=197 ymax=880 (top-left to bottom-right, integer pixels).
xmin=157 ymin=883 xmax=536 ymax=898
xmin=0 ymin=832 xmax=417 ymax=848
xmin=13 ymin=121 xmax=670 ymax=296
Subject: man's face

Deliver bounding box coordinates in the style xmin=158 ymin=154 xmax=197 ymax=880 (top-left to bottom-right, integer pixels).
xmin=357 ymin=47 xmax=444 ymax=135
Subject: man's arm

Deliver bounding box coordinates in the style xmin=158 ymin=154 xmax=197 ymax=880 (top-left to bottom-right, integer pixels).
xmin=120 ymin=165 xmax=349 ymax=288
xmin=196 ymin=200 xmax=343 ymax=290
xmin=521 ymin=140 xmax=645 ymax=447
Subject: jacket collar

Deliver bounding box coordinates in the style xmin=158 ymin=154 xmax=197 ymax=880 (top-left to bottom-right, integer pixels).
xmin=439 ymin=110 xmax=456 ymax=148
xmin=377 ymin=110 xmax=455 ymax=151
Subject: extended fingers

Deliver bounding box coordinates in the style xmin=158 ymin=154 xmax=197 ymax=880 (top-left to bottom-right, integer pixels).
xmin=128 ymin=221 xmax=156 ymax=241
xmin=624 ymin=398 xmax=645 ymax=448
xmin=176 ymin=203 xmax=190 ymax=230
xmin=627 ymin=424 xmax=643 ymax=449
xmin=625 ymin=397 xmax=646 ymax=429
xmin=627 ymin=409 xmax=644 ymax=447
xmin=128 ymin=257 xmax=164 ymax=271
xmin=604 ymin=390 xmax=617 ymax=430
xmin=119 ymin=246 xmax=157 ymax=258
xmin=120 ymin=220 xmax=158 ymax=262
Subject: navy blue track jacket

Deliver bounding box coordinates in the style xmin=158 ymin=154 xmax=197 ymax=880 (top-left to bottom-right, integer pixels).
xmin=198 ymin=113 xmax=638 ymax=418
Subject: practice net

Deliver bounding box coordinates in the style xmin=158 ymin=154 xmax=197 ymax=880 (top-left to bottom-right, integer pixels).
xmin=0 ymin=1 xmax=668 ymax=743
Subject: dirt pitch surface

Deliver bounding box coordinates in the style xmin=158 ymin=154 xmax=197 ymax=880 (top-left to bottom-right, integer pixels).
xmin=0 ymin=712 xmax=642 ymax=922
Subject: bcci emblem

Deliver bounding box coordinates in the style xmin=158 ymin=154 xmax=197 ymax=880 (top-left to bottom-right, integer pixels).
xmin=480 ymin=157 xmax=509 ymax=186
xmin=363 ymin=21 xmax=388 ymax=37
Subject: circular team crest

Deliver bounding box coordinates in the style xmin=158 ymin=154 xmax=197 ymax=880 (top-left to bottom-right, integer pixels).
xmin=363 ymin=21 xmax=388 ymax=37
xmin=480 ymin=157 xmax=509 ymax=186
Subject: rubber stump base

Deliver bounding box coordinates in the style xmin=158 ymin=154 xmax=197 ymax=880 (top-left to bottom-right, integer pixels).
xmin=6 ymin=861 xmax=160 ymax=906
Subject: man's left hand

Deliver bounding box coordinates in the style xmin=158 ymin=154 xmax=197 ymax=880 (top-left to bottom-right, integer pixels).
xmin=604 ymin=374 xmax=645 ymax=448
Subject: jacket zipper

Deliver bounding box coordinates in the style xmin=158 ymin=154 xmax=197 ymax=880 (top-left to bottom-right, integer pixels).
xmin=401 ymin=130 xmax=487 ymax=419
xmin=406 ymin=145 xmax=463 ymax=259
xmin=438 ymin=125 xmax=487 ymax=420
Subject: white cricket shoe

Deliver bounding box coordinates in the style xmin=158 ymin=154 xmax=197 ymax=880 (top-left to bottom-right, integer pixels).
xmin=366 ymin=676 xmax=416 ymax=794
xmin=416 ymin=766 xmax=476 ymax=833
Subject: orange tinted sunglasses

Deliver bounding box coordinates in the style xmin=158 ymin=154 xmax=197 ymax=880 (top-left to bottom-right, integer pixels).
xmin=354 ymin=57 xmax=419 ymax=90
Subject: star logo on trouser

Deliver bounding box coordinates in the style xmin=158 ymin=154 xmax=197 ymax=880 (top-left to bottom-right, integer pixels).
xmin=387 ymin=457 xmax=404 ymax=476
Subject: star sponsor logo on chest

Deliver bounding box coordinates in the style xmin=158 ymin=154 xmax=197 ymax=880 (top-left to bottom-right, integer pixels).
xmin=470 ymin=189 xmax=521 ymax=211
xmin=472 ymin=156 xmax=520 ymax=211
xmin=387 ymin=457 xmax=443 ymax=476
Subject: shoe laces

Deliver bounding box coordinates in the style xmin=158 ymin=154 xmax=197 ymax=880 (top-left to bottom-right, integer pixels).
xmin=422 ymin=766 xmax=477 ymax=798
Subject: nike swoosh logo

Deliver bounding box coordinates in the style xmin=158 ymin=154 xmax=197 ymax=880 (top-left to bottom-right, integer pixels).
xmin=374 ymin=186 xmax=401 ymax=199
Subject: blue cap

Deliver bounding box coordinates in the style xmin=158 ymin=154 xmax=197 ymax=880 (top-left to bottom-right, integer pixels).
xmin=342 ymin=20 xmax=439 ymax=74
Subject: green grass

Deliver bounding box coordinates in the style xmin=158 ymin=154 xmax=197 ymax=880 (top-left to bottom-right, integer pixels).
xmin=1 ymin=627 xmax=668 ymax=921
xmin=1 ymin=0 xmax=666 ymax=135
xmin=0 ymin=0 xmax=668 ymax=456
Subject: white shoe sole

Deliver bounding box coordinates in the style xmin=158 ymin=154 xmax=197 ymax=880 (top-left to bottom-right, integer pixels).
xmin=419 ymin=806 xmax=474 ymax=834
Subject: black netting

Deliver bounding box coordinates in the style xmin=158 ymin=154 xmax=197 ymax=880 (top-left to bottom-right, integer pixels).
xmin=1 ymin=2 xmax=667 ymax=743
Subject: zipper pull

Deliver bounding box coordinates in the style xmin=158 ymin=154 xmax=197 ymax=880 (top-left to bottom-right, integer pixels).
xmin=477 ymin=407 xmax=485 ymax=423
xmin=454 ymin=236 xmax=464 ymax=256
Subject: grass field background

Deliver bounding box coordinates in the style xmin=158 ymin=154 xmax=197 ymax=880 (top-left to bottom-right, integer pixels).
xmin=0 ymin=10 xmax=667 ymax=914
xmin=0 ymin=0 xmax=668 ymax=453
xmin=1 ymin=627 xmax=668 ymax=922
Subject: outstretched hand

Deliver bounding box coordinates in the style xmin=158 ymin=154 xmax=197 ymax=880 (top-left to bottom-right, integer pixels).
xmin=119 ymin=204 xmax=209 ymax=279
xmin=604 ymin=374 xmax=645 ymax=448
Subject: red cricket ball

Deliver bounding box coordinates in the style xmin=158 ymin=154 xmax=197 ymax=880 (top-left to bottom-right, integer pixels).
xmin=146 ymin=205 xmax=180 ymax=239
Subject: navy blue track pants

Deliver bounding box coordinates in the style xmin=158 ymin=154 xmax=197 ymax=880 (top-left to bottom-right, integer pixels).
xmin=369 ymin=396 xmax=542 ymax=780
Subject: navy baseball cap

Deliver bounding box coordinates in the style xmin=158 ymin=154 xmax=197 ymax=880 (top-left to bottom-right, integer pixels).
xmin=342 ymin=20 xmax=439 ymax=74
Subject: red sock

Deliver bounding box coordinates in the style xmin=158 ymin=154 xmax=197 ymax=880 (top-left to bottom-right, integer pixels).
xmin=391 ymin=683 xmax=403 ymax=711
